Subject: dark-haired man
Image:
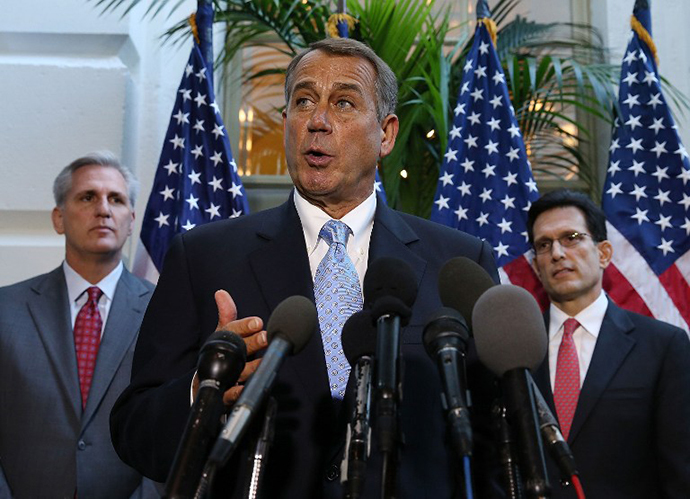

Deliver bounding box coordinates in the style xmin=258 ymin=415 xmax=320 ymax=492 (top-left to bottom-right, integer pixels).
xmin=527 ymin=188 xmax=690 ymax=498
xmin=111 ymin=38 xmax=503 ymax=498
xmin=0 ymin=152 xmax=158 ymax=498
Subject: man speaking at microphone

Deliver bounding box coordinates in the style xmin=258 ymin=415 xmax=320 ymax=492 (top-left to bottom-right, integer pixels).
xmin=527 ymin=189 xmax=690 ymax=498
xmin=111 ymin=38 xmax=501 ymax=498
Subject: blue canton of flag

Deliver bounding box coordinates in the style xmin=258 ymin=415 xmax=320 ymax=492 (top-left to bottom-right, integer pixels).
xmin=134 ymin=44 xmax=249 ymax=281
xmin=430 ymin=21 xmax=539 ymax=269
xmin=602 ymin=5 xmax=690 ymax=330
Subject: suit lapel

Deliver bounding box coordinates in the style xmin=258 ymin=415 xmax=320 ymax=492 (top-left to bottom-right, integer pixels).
xmin=248 ymin=199 xmax=329 ymax=410
xmin=82 ymin=270 xmax=150 ymax=425
xmin=533 ymin=311 xmax=557 ymax=414
xmin=27 ymin=268 xmax=82 ymax=419
xmin=568 ymin=302 xmax=635 ymax=443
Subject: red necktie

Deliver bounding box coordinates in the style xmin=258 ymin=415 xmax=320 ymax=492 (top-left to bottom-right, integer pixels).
xmin=74 ymin=286 xmax=103 ymax=409
xmin=554 ymin=318 xmax=580 ymax=440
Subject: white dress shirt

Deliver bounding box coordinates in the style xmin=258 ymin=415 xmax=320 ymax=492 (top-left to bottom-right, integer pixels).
xmin=63 ymin=260 xmax=123 ymax=337
xmin=293 ymin=188 xmax=376 ymax=288
xmin=547 ymin=291 xmax=609 ymax=390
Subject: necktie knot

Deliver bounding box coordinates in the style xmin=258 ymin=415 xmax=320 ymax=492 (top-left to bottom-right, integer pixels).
xmin=86 ymin=286 xmax=103 ymax=304
xmin=563 ymin=318 xmax=580 ymax=338
xmin=320 ymin=219 xmax=351 ymax=247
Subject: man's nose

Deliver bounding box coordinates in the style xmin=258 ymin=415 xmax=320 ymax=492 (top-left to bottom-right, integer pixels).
xmin=550 ymin=240 xmax=566 ymax=259
xmin=95 ymin=197 xmax=112 ymax=217
xmin=307 ymin=103 xmax=332 ymax=133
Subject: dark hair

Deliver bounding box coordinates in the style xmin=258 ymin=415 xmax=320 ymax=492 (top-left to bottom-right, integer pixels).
xmin=284 ymin=38 xmax=398 ymax=121
xmin=527 ymin=189 xmax=607 ymax=244
xmin=53 ymin=151 xmax=139 ymax=207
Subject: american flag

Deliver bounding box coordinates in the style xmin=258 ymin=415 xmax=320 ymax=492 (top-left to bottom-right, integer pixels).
xmin=430 ymin=16 xmax=545 ymax=305
xmin=132 ymin=43 xmax=249 ymax=283
xmin=601 ymin=3 xmax=690 ymax=332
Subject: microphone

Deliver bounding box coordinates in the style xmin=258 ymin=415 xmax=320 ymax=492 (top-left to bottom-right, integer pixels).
xmin=165 ymin=330 xmax=247 ymax=499
xmin=472 ymin=284 xmax=550 ymax=498
xmin=422 ymin=307 xmax=472 ymax=458
xmin=340 ymin=310 xmax=378 ymax=499
xmin=438 ymin=256 xmax=496 ymax=331
xmin=528 ymin=374 xmax=579 ymax=482
xmin=363 ymin=257 xmax=418 ymax=498
xmin=207 ymin=295 xmax=318 ymax=467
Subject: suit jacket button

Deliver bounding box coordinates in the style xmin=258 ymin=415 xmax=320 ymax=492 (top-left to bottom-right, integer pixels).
xmin=77 ymin=440 xmax=86 ymax=450
xmin=325 ymin=464 xmax=340 ymax=482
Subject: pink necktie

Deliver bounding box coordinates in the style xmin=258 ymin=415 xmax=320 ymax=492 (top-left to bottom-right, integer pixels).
xmin=74 ymin=286 xmax=103 ymax=409
xmin=554 ymin=318 xmax=580 ymax=440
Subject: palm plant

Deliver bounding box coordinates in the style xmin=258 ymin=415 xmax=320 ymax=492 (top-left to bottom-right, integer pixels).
xmin=89 ymin=0 xmax=645 ymax=216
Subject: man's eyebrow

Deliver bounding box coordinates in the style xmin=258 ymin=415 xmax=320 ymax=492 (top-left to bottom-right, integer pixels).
xmin=291 ymin=80 xmax=364 ymax=96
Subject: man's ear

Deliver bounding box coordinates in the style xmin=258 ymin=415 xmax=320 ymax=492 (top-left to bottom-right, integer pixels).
xmin=598 ymin=240 xmax=613 ymax=270
xmin=51 ymin=207 xmax=64 ymax=235
xmin=379 ymin=114 xmax=399 ymax=159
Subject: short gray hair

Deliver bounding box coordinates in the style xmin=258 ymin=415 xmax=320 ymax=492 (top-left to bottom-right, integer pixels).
xmin=284 ymin=38 xmax=398 ymax=122
xmin=53 ymin=151 xmax=140 ymax=207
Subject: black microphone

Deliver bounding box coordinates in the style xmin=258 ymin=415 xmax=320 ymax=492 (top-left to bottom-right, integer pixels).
xmin=423 ymin=307 xmax=472 ymax=458
xmin=528 ymin=374 xmax=579 ymax=482
xmin=438 ymin=256 xmax=496 ymax=331
xmin=340 ymin=310 xmax=378 ymax=499
xmin=363 ymin=257 xmax=418 ymax=498
xmin=472 ymin=285 xmax=550 ymax=499
xmin=165 ymin=330 xmax=247 ymax=499
xmin=207 ymin=295 xmax=318 ymax=467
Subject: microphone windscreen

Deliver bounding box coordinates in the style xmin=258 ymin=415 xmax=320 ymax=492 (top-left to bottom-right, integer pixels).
xmin=472 ymin=285 xmax=547 ymax=376
xmin=341 ymin=310 xmax=377 ymax=365
xmin=438 ymin=257 xmax=495 ymax=330
xmin=267 ymin=295 xmax=318 ymax=355
xmin=363 ymin=257 xmax=418 ymax=316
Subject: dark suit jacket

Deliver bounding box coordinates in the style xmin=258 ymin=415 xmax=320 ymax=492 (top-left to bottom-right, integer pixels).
xmin=111 ymin=197 xmax=504 ymax=498
xmin=0 ymin=266 xmax=157 ymax=499
xmin=533 ymin=300 xmax=690 ymax=498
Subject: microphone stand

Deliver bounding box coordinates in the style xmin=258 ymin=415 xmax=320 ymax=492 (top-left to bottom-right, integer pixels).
xmin=243 ymin=397 xmax=278 ymax=499
xmin=494 ymin=400 xmax=523 ymax=499
xmin=374 ymin=314 xmax=403 ymax=499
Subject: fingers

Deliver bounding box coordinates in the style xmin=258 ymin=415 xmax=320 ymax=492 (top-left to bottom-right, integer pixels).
xmin=221 ymin=358 xmax=263 ymax=406
xmin=215 ymin=290 xmax=238 ymax=329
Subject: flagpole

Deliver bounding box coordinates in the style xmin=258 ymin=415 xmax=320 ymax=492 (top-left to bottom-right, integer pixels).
xmin=196 ymin=0 xmax=214 ymax=72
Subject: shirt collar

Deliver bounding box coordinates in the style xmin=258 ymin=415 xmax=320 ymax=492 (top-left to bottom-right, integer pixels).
xmin=548 ymin=290 xmax=608 ymax=340
xmin=63 ymin=260 xmax=124 ymax=304
xmin=293 ymin=188 xmax=377 ymax=254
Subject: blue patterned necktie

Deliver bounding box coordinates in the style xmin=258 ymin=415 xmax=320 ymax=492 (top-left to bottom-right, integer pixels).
xmin=314 ymin=220 xmax=363 ymax=399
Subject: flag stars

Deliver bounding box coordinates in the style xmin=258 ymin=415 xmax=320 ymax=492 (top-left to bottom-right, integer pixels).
xmin=163 ymin=160 xmax=179 ymax=175
xmin=173 ymin=110 xmax=189 ymax=125
xmin=621 ymin=71 xmax=638 ymax=86
xmin=454 ymin=206 xmax=469 ymax=221
xmin=631 ymin=207 xmax=649 ymax=225
xmin=484 ymin=140 xmax=499 ymax=155
xmin=460 ymin=81 xmax=470 ymax=95
xmin=500 ymin=195 xmax=516 ymax=210
xmin=479 ymin=41 xmax=490 ymax=54
xmin=208 ymin=176 xmax=223 ymax=192
xmin=682 ymin=218 xmax=690 ymax=236
xmin=457 ymin=181 xmax=472 ymax=196
xmin=608 ymin=160 xmax=621 ymax=176
xmin=470 ymin=88 xmax=484 ymax=102
xmin=230 ymin=208 xmax=243 ymax=218
xmin=525 ymin=178 xmax=538 ymax=192
xmin=154 ymin=212 xmax=170 ymax=228
xmin=626 ymin=137 xmax=644 ymax=154
xmin=629 ymin=159 xmax=645 ymax=177
xmin=476 ymin=212 xmax=490 ymax=226
xmin=479 ymin=188 xmax=493 ymax=202
xmin=651 ymin=166 xmax=669 ymax=183
xmin=184 ymin=64 xmax=194 ymax=77
xmin=625 ymin=114 xmax=642 ymax=130
xmin=654 ymin=189 xmax=671 ymax=206
xmin=609 ymin=138 xmax=620 ymax=153
xmin=228 ymin=182 xmax=244 ymax=198
xmin=440 ymin=171 xmax=454 ymax=186
xmin=463 ymin=60 xmax=474 ymax=72
xmin=623 ymin=50 xmax=637 ymax=65
xmin=464 ymin=135 xmax=479 ymax=149
xmin=449 ymin=125 xmax=461 ymax=139
xmin=506 ymin=147 xmax=520 ymax=161
xmin=508 ymin=123 xmax=521 ymax=138
xmin=474 ymin=65 xmax=487 ymax=79
xmin=460 ymin=158 xmax=475 ymax=172
xmin=181 ymin=220 xmax=196 ymax=231
xmin=169 ymin=135 xmax=185 ymax=150
xmin=444 ymin=148 xmax=458 ymax=163
xmin=454 ymin=103 xmax=466 ymax=116
xmin=503 ymin=172 xmax=518 ymax=186
xmin=680 ymin=193 xmax=690 ymax=210
xmin=188 ymin=170 xmax=202 ymax=185
xmin=622 ymin=93 xmax=640 ymax=108
xmin=489 ymin=95 xmax=503 ymax=109
xmin=467 ymin=111 xmax=481 ymax=125
xmin=210 ymin=151 xmax=223 ymax=166
xmin=191 ymin=144 xmax=204 ymax=159
xmin=497 ymin=218 xmax=513 ymax=233
xmin=492 ymin=71 xmax=505 ymax=85
xmin=494 ymin=241 xmax=510 ymax=258
xmin=657 ymin=238 xmax=675 ymax=256
xmin=654 ymin=214 xmax=673 ymax=231
xmin=205 ymin=203 xmax=221 ymax=219
xmin=482 ymin=164 xmax=497 ymax=178
xmin=435 ymin=195 xmax=450 ymax=210
xmin=606 ymin=182 xmax=623 ymax=199
xmin=210 ymin=101 xmax=221 ymax=114
xmin=648 ymin=93 xmax=662 ymax=109
xmin=179 ymin=88 xmax=192 ymax=102
xmin=194 ymin=93 xmax=207 ymax=107
xmin=159 ymin=186 xmax=175 ymax=201
xmin=643 ymin=71 xmax=658 ymax=86
xmin=195 ymin=67 xmax=207 ymax=82
xmin=186 ymin=194 xmax=200 ymax=210
xmin=675 ymin=144 xmax=689 ymax=160
xmin=650 ymin=140 xmax=667 ymax=158
xmin=487 ymin=117 xmax=501 ymax=131
xmin=212 ymin=124 xmax=225 ymax=139
xmin=630 ymin=184 xmax=648 ymax=201
xmin=649 ymin=117 xmax=665 ymax=134
xmin=193 ymin=120 xmax=205 ymax=133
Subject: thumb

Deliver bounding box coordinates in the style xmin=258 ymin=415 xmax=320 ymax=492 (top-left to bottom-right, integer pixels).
xmin=215 ymin=289 xmax=237 ymax=329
